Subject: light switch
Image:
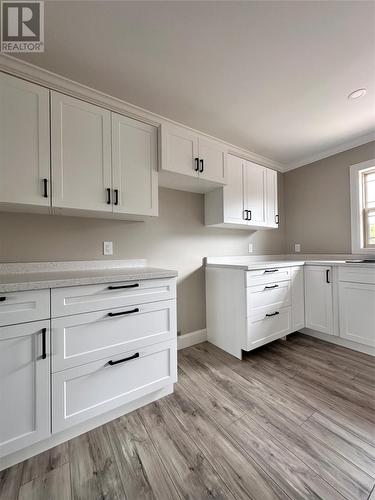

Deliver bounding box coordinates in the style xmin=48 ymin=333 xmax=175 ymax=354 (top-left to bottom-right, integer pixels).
xmin=103 ymin=241 xmax=113 ymax=256
xmin=294 ymin=243 xmax=301 ymax=253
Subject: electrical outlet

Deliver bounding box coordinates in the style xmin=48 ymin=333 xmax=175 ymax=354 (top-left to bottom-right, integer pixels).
xmin=248 ymin=243 xmax=253 ymax=253
xmin=103 ymin=241 xmax=113 ymax=256
xmin=294 ymin=243 xmax=301 ymax=253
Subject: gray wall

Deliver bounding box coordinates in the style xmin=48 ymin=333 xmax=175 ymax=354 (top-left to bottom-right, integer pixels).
xmin=0 ymin=180 xmax=286 ymax=335
xmin=284 ymin=141 xmax=375 ymax=254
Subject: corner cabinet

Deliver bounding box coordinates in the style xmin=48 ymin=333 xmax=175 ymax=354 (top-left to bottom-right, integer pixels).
xmin=0 ymin=73 xmax=51 ymax=213
xmin=204 ymin=153 xmax=279 ymax=229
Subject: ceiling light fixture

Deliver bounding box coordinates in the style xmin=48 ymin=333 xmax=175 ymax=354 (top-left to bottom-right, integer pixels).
xmin=348 ymin=88 xmax=367 ymax=100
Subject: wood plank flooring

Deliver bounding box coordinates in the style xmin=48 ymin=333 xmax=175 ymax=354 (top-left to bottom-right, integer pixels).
xmin=1 ymin=333 xmax=374 ymax=500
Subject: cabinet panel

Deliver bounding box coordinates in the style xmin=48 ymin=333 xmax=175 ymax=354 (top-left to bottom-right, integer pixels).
xmin=304 ymin=266 xmax=333 ymax=335
xmin=247 ymin=307 xmax=291 ymax=350
xmin=51 ymin=92 xmax=112 ymax=212
xmin=198 ymin=137 xmax=226 ymax=184
xmin=112 ymin=114 xmax=158 ymax=216
xmin=0 ymin=321 xmax=50 ymax=457
xmin=244 ymin=161 xmax=267 ymax=225
xmin=266 ymin=168 xmax=278 ymax=227
xmin=0 ymin=72 xmax=50 ymax=209
xmin=291 ymin=267 xmax=305 ymax=331
xmin=52 ymin=340 xmax=177 ymax=432
xmin=247 ymin=280 xmax=291 ymax=315
xmin=0 ymin=289 xmax=50 ymax=327
xmin=161 ymin=123 xmax=198 ymax=177
xmin=223 ymin=154 xmax=247 ymax=225
xmin=339 ymin=282 xmax=375 ymax=347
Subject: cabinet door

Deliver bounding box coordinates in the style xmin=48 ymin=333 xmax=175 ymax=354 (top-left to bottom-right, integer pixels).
xmin=266 ymin=168 xmax=278 ymax=227
xmin=198 ymin=137 xmax=226 ymax=184
xmin=161 ymin=123 xmax=199 ymax=177
xmin=51 ymin=92 xmax=112 ymax=212
xmin=0 ymin=321 xmax=50 ymax=458
xmin=0 ymin=73 xmax=50 ymax=208
xmin=223 ymin=154 xmax=247 ymax=225
xmin=339 ymin=282 xmax=375 ymax=347
xmin=291 ymin=267 xmax=305 ymax=331
xmin=112 ymin=113 xmax=158 ymax=216
xmin=244 ymin=161 xmax=267 ymax=226
xmin=304 ymin=266 xmax=333 ymax=335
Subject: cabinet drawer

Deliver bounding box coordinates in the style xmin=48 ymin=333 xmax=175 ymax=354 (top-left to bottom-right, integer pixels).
xmin=52 ymin=299 xmax=176 ymax=371
xmin=52 ymin=340 xmax=177 ymax=432
xmin=246 ymin=307 xmax=291 ymax=351
xmin=0 ymin=289 xmax=50 ymax=327
xmin=247 ymin=280 xmax=291 ymax=315
xmin=246 ymin=267 xmax=291 ymax=287
xmin=51 ymin=278 xmax=176 ymax=317
xmin=339 ymin=266 xmax=375 ymax=285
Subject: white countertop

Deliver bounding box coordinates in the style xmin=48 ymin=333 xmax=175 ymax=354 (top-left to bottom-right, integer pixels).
xmin=0 ymin=260 xmax=178 ymax=293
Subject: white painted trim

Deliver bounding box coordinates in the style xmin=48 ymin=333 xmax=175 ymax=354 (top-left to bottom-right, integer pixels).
xmin=350 ymin=159 xmax=375 ymax=254
xmin=300 ymin=328 xmax=374 ymax=356
xmin=178 ymin=329 xmax=207 ymax=350
xmin=284 ymin=132 xmax=375 ymax=171
xmin=0 ymin=54 xmax=283 ymax=171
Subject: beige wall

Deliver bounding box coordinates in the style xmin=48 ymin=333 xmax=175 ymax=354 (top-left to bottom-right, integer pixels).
xmin=284 ymin=141 xmax=375 ymax=254
xmin=0 ymin=180 xmax=286 ymax=335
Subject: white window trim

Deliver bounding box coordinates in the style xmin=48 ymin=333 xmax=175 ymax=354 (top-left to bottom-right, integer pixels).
xmin=350 ymin=159 xmax=375 ymax=254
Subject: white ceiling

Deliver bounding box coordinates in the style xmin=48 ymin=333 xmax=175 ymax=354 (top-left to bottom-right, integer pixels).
xmin=18 ymin=0 xmax=375 ymax=168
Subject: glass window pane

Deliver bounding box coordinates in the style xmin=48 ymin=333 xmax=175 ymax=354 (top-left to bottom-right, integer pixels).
xmin=366 ymin=180 xmax=375 ymax=204
xmin=365 ymin=172 xmax=375 ymax=183
xmin=368 ymin=213 xmax=375 ymax=245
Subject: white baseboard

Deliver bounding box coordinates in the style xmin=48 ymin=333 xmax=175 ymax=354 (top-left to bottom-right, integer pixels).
xmin=178 ymin=329 xmax=207 ymax=350
xmin=300 ymin=328 xmax=375 ymax=356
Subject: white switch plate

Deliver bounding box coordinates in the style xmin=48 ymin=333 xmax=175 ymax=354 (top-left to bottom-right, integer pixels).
xmin=294 ymin=243 xmax=301 ymax=253
xmin=103 ymin=241 xmax=113 ymax=256
xmin=248 ymin=243 xmax=253 ymax=253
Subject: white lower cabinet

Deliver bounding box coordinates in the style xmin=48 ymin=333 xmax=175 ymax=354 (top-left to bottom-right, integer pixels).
xmin=52 ymin=340 xmax=177 ymax=432
xmin=247 ymin=307 xmax=291 ymax=351
xmin=0 ymin=321 xmax=51 ymax=458
xmin=304 ymin=266 xmax=334 ymax=335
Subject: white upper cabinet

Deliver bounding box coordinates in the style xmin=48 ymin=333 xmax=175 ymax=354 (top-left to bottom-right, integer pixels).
xmin=161 ymin=123 xmax=199 ymax=177
xmin=205 ymin=154 xmax=279 ymax=229
xmin=304 ymin=266 xmax=334 ymax=335
xmin=112 ymin=113 xmax=158 ymax=216
xmin=198 ymin=137 xmax=226 ymax=184
xmin=0 ymin=72 xmax=50 ymax=211
xmin=51 ymin=92 xmax=112 ymax=213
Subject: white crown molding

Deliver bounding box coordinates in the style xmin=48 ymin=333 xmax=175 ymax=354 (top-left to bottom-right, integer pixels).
xmin=284 ymin=132 xmax=375 ymax=171
xmin=0 ymin=54 xmax=284 ymax=171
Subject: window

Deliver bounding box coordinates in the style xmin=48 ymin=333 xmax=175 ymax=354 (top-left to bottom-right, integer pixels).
xmin=350 ymin=160 xmax=375 ymax=254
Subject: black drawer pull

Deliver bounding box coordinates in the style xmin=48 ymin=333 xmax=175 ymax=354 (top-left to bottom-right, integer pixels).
xmin=0 ymin=297 xmax=6 ymax=302
xmin=109 ymin=352 xmax=139 ymax=366
xmin=199 ymin=158 xmax=204 ymax=173
xmin=264 ymin=284 xmax=279 ymax=289
xmin=326 ymin=269 xmax=330 ymax=284
xmin=275 ymin=214 xmax=279 ymax=224
xmin=41 ymin=328 xmax=47 ymax=359
xmin=43 ymin=178 xmax=48 ymax=198
xmin=194 ymin=157 xmax=199 ymax=172
xmin=114 ymin=189 xmax=119 ymax=206
xmin=108 ymin=283 xmax=139 ymax=290
xmin=108 ymin=308 xmax=139 ymax=317
xmin=264 ymin=269 xmax=279 ymax=273
xmin=106 ymin=188 xmax=111 ymax=205
xmin=266 ymin=311 xmax=280 ymax=317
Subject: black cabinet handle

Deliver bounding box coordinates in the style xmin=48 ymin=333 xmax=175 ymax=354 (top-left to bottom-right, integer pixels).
xmin=106 ymin=188 xmax=111 ymax=205
xmin=41 ymin=328 xmax=47 ymax=359
xmin=108 ymin=307 xmax=139 ymax=317
xmin=248 ymin=210 xmax=252 ymax=221
xmin=43 ymin=178 xmax=48 ymax=198
xmin=275 ymin=214 xmax=279 ymax=224
xmin=199 ymin=158 xmax=204 ymax=173
xmin=266 ymin=311 xmax=280 ymax=317
xmin=326 ymin=269 xmax=330 ymax=284
xmin=114 ymin=189 xmax=119 ymax=206
xmin=264 ymin=269 xmax=279 ymax=273
xmin=194 ymin=157 xmax=199 ymax=172
xmin=264 ymin=284 xmax=279 ymax=289
xmin=243 ymin=210 xmax=248 ymax=221
xmin=108 ymin=283 xmax=139 ymax=290
xmin=0 ymin=297 xmax=6 ymax=302
xmin=108 ymin=352 xmax=139 ymax=366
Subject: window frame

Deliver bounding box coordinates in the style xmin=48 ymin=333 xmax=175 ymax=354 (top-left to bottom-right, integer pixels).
xmin=350 ymin=159 xmax=375 ymax=254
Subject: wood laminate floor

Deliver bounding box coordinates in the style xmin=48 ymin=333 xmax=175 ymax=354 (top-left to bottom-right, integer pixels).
xmin=1 ymin=334 xmax=375 ymax=500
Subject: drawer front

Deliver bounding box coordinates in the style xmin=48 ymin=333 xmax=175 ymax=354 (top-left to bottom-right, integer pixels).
xmin=339 ymin=266 xmax=375 ymax=285
xmin=247 ymin=280 xmax=291 ymax=315
xmin=51 ymin=278 xmax=176 ymax=317
xmin=246 ymin=307 xmax=291 ymax=351
xmin=246 ymin=267 xmax=291 ymax=287
xmin=52 ymin=299 xmax=177 ymax=372
xmin=0 ymin=289 xmax=50 ymax=327
xmin=52 ymin=340 xmax=177 ymax=432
